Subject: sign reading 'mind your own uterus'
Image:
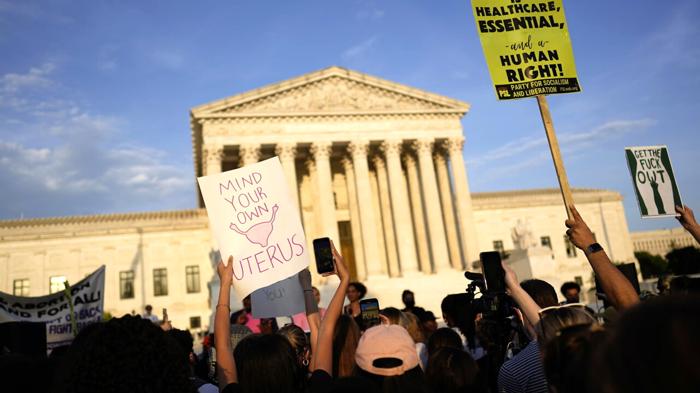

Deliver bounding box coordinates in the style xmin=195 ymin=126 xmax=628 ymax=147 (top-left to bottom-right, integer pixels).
xmin=198 ymin=157 xmax=309 ymax=300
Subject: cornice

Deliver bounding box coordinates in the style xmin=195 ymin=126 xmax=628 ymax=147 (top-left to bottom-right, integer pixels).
xmin=472 ymin=188 xmax=623 ymax=210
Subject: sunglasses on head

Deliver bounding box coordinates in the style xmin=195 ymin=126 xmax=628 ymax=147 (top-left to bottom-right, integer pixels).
xmin=538 ymin=302 xmax=587 ymax=315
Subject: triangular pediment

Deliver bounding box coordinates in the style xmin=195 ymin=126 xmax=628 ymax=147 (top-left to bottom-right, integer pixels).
xmin=191 ymin=66 xmax=469 ymax=116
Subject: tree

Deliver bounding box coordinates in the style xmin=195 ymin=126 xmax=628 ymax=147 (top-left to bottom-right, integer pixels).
xmin=635 ymin=251 xmax=668 ymax=279
xmin=666 ymin=246 xmax=700 ymax=275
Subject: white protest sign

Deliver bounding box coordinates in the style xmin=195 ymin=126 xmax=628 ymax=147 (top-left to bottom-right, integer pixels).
xmin=250 ymin=274 xmax=305 ymax=318
xmin=0 ymin=265 xmax=105 ymax=350
xmin=625 ymin=145 xmax=683 ymax=218
xmin=198 ymin=157 xmax=310 ymax=299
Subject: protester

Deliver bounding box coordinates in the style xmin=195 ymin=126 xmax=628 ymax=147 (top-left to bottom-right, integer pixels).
xmin=542 ymin=323 xmax=605 ymax=393
xmin=425 ymin=347 xmax=481 ymax=393
xmin=241 ymin=296 xmax=262 ymax=333
xmin=399 ymin=311 xmax=428 ymax=369
xmin=230 ymin=309 xmax=248 ymax=325
xmin=332 ymin=314 xmax=361 ymax=377
xmin=141 ymin=304 xmax=159 ymax=323
xmin=559 ymin=282 xmax=581 ymax=304
xmin=344 ymin=281 xmax=367 ymax=328
xmin=52 ymin=315 xmax=193 ymax=393
xmin=167 ymin=328 xmax=218 ymax=393
xmin=401 ymin=289 xmax=426 ymax=315
xmin=292 ymin=286 xmax=327 ymax=332
xmin=415 ymin=310 xmax=438 ymax=339
xmin=277 ymin=324 xmax=310 ymax=372
xmin=426 ymin=327 xmax=463 ymax=358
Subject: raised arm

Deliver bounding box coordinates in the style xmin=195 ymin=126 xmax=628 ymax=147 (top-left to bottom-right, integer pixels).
xmin=298 ymin=268 xmax=321 ymax=370
xmin=566 ymin=205 xmax=639 ymax=310
xmin=676 ymin=205 xmax=700 ymax=244
xmin=312 ymin=240 xmax=350 ymax=375
xmin=502 ymin=261 xmax=541 ymax=326
xmin=215 ymin=257 xmax=237 ymax=390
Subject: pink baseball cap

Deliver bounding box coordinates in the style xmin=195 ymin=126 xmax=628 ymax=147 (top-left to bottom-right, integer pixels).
xmin=355 ymin=325 xmax=419 ymax=377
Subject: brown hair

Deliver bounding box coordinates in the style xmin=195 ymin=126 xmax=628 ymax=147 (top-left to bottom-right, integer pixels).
xmin=535 ymin=307 xmax=597 ymax=347
xmin=332 ymin=314 xmax=361 ymax=377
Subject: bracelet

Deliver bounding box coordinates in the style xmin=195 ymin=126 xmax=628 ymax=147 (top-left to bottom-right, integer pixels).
xmin=216 ymin=304 xmax=230 ymax=309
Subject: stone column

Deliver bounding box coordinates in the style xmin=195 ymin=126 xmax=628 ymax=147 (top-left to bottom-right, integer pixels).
xmin=310 ymin=142 xmax=339 ymax=244
xmin=434 ymin=148 xmax=463 ymax=270
xmin=403 ymin=153 xmax=432 ymax=274
xmin=203 ymin=144 xmax=224 ymax=175
xmin=369 ymin=168 xmax=388 ymax=274
xmin=373 ymin=154 xmax=400 ymax=277
xmin=412 ymin=138 xmax=450 ymax=271
xmin=275 ymin=143 xmax=300 ymax=210
xmin=348 ymin=140 xmax=383 ymax=277
xmin=381 ymin=140 xmax=419 ymax=274
xmin=239 ymin=143 xmax=260 ymax=167
xmin=445 ymin=137 xmax=480 ymax=266
xmin=341 ymin=157 xmax=367 ymax=281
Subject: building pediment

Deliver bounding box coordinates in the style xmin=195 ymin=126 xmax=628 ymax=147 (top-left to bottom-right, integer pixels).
xmin=191 ymin=66 xmax=470 ymax=117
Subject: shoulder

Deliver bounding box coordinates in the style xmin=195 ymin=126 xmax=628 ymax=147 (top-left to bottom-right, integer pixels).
xmin=308 ymin=370 xmax=333 ymax=393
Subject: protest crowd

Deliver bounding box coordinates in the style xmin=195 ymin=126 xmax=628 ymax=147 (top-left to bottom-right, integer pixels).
xmin=1 ymin=204 xmax=699 ymax=393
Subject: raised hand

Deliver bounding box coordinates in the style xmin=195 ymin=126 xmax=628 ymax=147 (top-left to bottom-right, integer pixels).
xmin=330 ymin=240 xmax=349 ymax=282
xmin=217 ymin=256 xmax=234 ymax=286
xmin=564 ymin=205 xmax=596 ymax=251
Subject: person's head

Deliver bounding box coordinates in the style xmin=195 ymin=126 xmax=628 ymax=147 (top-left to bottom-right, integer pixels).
xmin=425 ymin=347 xmax=479 ymax=393
xmin=260 ymin=318 xmax=279 ymax=334
xmin=522 ymin=279 xmax=558 ymax=308
xmin=347 ymin=282 xmax=367 ymax=302
xmin=166 ymin=328 xmax=196 ymax=370
xmin=560 ymin=282 xmax=581 ymax=303
xmin=333 ymin=314 xmax=361 ymax=378
xmin=242 ymin=295 xmax=252 ymax=312
xmin=380 ymin=307 xmax=402 ymax=325
xmin=144 ymin=304 xmax=153 ymax=314
xmin=427 ymin=327 xmax=463 ymax=357
xmin=402 ymin=290 xmax=415 ymax=308
xmin=440 ymin=293 xmax=475 ymax=341
xmin=312 ymin=286 xmax=321 ymax=305
xmin=277 ymin=324 xmax=310 ymax=369
xmin=52 ymin=315 xmax=192 ymax=393
xmin=354 ymin=325 xmax=428 ymax=393
xmin=234 ymin=333 xmax=304 ymax=393
xmin=416 ymin=310 xmax=438 ymax=337
xmin=399 ymin=311 xmax=425 ymax=344
xmin=230 ymin=309 xmax=248 ymax=325
xmin=594 ymin=295 xmax=700 ymax=393
xmin=535 ymin=305 xmax=597 ymax=347
xmin=542 ymin=323 xmax=606 ymax=393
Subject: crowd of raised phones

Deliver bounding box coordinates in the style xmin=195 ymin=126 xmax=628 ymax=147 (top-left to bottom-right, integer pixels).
xmin=2 ymin=204 xmax=699 ymax=393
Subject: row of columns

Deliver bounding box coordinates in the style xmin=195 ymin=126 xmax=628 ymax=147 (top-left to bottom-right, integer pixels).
xmin=202 ymin=137 xmax=479 ymax=278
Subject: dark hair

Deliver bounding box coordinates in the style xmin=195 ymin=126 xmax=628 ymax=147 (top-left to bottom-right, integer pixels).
xmin=543 ymin=323 xmax=605 ymax=393
xmin=560 ymin=281 xmax=581 ymax=295
xmin=426 ymin=347 xmax=479 ymax=393
xmin=277 ymin=324 xmax=308 ymax=368
xmin=521 ymin=279 xmax=558 ymax=308
xmin=356 ymin=365 xmax=431 ymax=393
xmin=166 ymin=328 xmax=195 ymax=366
xmin=349 ymin=282 xmax=367 ymax=299
xmin=333 ymin=315 xmax=361 ymax=378
xmin=440 ymin=294 xmax=475 ymax=346
xmin=233 ymin=334 xmax=304 ymax=393
xmin=52 ymin=315 xmax=193 ymax=393
xmin=230 ymin=309 xmax=246 ymax=325
xmin=595 ymin=295 xmax=700 ymax=393
xmin=427 ymin=327 xmax=462 ymax=357
xmin=380 ymin=307 xmax=402 ymax=325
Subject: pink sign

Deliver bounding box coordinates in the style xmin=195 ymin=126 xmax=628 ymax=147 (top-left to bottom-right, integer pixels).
xmin=198 ymin=157 xmax=309 ymax=299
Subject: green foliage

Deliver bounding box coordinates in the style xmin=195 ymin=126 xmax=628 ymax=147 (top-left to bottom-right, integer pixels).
xmin=666 ymin=246 xmax=700 ymax=275
xmin=634 ymin=251 xmax=668 ymax=279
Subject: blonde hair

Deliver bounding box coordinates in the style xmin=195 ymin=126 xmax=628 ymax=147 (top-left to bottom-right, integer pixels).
xmin=535 ymin=307 xmax=597 ymax=346
xmin=400 ymin=311 xmax=425 ymax=344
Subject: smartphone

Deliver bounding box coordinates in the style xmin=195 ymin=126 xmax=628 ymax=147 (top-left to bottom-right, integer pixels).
xmin=360 ymin=298 xmax=380 ymax=329
xmin=313 ymin=237 xmax=335 ymax=276
xmin=480 ymin=251 xmax=506 ymax=293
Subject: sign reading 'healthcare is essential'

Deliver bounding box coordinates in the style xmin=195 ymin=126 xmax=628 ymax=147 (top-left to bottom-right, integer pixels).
xmin=471 ymin=0 xmax=581 ymax=100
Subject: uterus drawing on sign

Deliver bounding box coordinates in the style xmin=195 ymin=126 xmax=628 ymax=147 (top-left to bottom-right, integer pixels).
xmin=229 ymin=204 xmax=279 ymax=247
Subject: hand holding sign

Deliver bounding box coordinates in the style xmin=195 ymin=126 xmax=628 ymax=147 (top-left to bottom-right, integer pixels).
xmin=675 ymin=205 xmax=700 ymax=244
xmin=564 ymin=205 xmax=595 ymax=251
xmin=218 ymin=256 xmax=234 ymax=286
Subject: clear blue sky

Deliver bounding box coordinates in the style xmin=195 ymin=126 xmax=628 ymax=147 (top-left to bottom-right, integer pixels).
xmin=1 ymin=0 xmax=698 ymax=232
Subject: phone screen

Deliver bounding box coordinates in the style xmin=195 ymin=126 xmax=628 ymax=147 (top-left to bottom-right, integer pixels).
xmin=480 ymin=251 xmax=506 ymax=293
xmin=313 ymin=237 xmax=335 ymax=275
xmin=360 ymin=298 xmax=380 ymax=329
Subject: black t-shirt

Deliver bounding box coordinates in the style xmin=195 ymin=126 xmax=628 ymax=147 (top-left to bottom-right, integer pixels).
xmin=221 ymin=370 xmax=333 ymax=393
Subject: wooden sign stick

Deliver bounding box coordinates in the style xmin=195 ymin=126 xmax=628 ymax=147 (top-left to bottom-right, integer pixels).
xmin=536 ymin=95 xmax=574 ymax=219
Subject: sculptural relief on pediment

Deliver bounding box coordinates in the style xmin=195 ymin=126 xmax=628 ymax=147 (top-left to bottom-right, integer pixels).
xmin=214 ymin=76 xmax=448 ymax=114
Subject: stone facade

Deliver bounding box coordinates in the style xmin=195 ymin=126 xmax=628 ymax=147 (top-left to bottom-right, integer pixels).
xmin=631 ymin=228 xmax=696 ymax=257
xmin=0 ymin=67 xmax=640 ymax=328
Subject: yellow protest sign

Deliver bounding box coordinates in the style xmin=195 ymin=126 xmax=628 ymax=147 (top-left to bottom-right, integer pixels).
xmin=471 ymin=0 xmax=581 ymax=100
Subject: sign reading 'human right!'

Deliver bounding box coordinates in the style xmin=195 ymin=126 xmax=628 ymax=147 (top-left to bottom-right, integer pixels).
xmin=625 ymin=146 xmax=683 ymax=218
xmin=471 ymin=0 xmax=581 ymax=100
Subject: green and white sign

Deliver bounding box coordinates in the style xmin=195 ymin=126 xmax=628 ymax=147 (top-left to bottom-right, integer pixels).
xmin=625 ymin=145 xmax=682 ymax=218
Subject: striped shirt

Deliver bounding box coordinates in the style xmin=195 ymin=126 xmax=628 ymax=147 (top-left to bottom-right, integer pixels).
xmin=497 ymin=340 xmax=549 ymax=393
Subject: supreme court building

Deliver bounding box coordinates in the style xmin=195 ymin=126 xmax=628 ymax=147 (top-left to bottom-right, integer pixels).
xmin=0 ymin=67 xmax=638 ymax=330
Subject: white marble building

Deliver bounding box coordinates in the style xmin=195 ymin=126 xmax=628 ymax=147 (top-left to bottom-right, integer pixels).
xmin=0 ymin=67 xmax=638 ymax=330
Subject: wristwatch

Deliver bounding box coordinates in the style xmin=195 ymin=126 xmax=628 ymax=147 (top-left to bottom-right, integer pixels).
xmin=585 ymin=242 xmax=604 ymax=255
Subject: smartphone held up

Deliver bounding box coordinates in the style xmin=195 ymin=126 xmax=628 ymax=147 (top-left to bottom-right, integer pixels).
xmin=313 ymin=237 xmax=335 ymax=276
